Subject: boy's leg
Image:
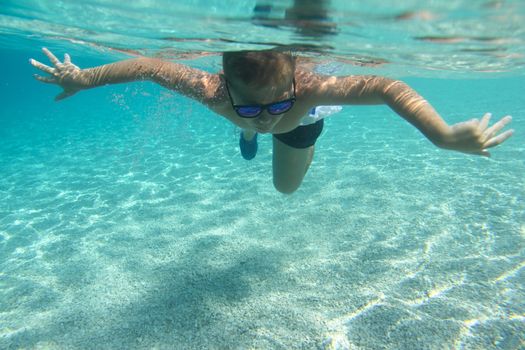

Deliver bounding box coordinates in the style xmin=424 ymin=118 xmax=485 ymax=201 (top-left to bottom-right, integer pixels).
xmin=240 ymin=129 xmax=258 ymax=160
xmin=271 ymin=119 xmax=324 ymax=194
xmin=242 ymin=129 xmax=256 ymax=141
xmin=272 ymin=137 xmax=315 ymax=194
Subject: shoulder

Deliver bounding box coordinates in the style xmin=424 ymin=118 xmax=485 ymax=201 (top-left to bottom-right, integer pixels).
xmin=294 ymin=69 xmax=338 ymax=100
xmin=295 ymin=69 xmax=324 ymax=91
xmin=295 ymin=68 xmax=393 ymax=105
xmin=202 ymin=73 xmax=228 ymax=107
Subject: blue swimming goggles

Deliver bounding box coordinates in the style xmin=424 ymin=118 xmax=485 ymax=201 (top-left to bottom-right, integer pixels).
xmin=225 ymin=78 xmax=296 ymax=118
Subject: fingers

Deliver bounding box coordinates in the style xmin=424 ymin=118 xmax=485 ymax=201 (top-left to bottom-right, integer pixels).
xmin=478 ymin=112 xmax=491 ymax=131
xmin=42 ymin=47 xmax=60 ymax=66
xmin=475 ymin=149 xmax=490 ymax=157
xmin=482 ymin=115 xmax=512 ymax=141
xmin=483 ymin=129 xmax=514 ymax=149
xmin=55 ymin=91 xmax=76 ymax=101
xmin=449 ymin=114 xmax=513 ymax=156
xmin=64 ymin=53 xmax=71 ymax=64
xmin=33 ymin=74 xmax=56 ymax=84
xmin=29 ymin=58 xmax=55 ymax=74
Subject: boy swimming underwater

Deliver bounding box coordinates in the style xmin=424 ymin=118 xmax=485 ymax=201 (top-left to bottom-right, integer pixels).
xmin=30 ymin=48 xmax=513 ymax=193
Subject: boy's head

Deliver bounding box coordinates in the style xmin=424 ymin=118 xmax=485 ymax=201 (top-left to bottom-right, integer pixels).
xmin=222 ymin=50 xmax=297 ymax=133
xmin=222 ymin=50 xmax=296 ymax=90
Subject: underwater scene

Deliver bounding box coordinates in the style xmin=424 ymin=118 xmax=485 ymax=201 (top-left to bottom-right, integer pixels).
xmin=1 ymin=1 xmax=524 ymax=349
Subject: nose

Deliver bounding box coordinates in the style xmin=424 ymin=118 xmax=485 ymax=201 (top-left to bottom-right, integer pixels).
xmin=257 ymin=113 xmax=273 ymax=125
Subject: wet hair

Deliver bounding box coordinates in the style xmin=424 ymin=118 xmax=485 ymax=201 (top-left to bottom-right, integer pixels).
xmin=222 ymin=50 xmax=295 ymax=88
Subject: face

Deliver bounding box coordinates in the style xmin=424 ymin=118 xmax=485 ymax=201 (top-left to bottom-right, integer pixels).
xmin=227 ymin=78 xmax=295 ymax=134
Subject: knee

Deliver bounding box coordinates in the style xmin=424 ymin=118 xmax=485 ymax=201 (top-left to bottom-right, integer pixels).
xmin=273 ymin=178 xmax=301 ymax=194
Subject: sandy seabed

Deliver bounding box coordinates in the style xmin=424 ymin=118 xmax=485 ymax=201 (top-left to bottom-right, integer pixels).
xmin=1 ymin=91 xmax=524 ymax=349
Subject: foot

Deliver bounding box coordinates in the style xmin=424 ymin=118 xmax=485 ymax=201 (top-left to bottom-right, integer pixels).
xmin=239 ymin=131 xmax=258 ymax=160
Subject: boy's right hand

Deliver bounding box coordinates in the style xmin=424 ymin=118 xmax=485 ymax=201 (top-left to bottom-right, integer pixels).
xmin=30 ymin=47 xmax=85 ymax=101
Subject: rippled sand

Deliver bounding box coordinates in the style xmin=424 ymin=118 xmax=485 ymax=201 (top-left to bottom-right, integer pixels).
xmin=1 ymin=81 xmax=524 ymax=349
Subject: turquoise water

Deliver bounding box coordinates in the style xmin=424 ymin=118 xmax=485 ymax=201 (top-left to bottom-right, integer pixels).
xmin=1 ymin=1 xmax=525 ymax=349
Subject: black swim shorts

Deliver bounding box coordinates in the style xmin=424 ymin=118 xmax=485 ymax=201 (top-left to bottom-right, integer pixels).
xmin=273 ymin=118 xmax=324 ymax=149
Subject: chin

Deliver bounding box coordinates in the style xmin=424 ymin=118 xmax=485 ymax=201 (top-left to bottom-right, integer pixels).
xmin=256 ymin=127 xmax=272 ymax=134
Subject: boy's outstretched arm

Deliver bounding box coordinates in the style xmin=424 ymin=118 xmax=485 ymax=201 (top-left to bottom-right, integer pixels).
xmin=308 ymin=74 xmax=514 ymax=156
xmin=30 ymin=47 xmax=220 ymax=105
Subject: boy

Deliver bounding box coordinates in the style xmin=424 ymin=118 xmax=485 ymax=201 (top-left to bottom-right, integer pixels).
xmin=30 ymin=48 xmax=513 ymax=194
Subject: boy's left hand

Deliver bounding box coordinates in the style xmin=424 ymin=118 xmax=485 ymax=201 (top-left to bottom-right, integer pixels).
xmin=440 ymin=113 xmax=513 ymax=156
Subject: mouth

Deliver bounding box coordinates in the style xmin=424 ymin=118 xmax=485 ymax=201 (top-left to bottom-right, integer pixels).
xmin=255 ymin=125 xmax=272 ymax=133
